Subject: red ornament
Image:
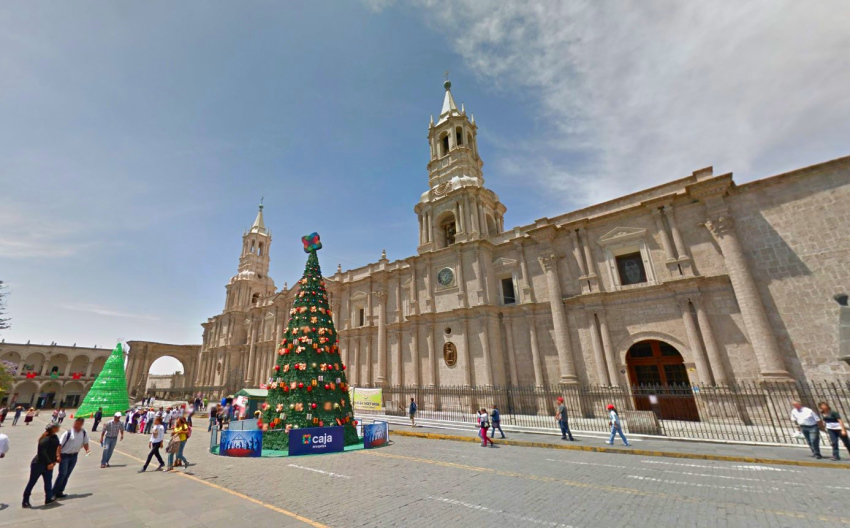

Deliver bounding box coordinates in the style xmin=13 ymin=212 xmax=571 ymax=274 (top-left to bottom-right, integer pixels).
xmin=274 ymin=365 xmax=280 ymax=371
xmin=307 ymin=386 xmax=313 ymax=393
xmin=298 ymin=382 xmax=304 ymax=389
xmin=283 ymin=386 xmax=289 ymax=393
xmin=342 ymin=365 xmax=346 ymax=370
xmin=324 ymin=384 xmax=330 ymax=390
xmin=311 ymin=403 xmax=317 ymax=409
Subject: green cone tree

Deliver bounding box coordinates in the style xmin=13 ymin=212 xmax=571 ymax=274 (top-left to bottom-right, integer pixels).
xmin=261 ymin=233 xmax=358 ymax=449
xmin=76 ymin=343 xmax=130 ymax=418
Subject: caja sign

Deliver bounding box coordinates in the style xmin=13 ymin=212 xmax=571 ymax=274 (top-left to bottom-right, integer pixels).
xmin=288 ymin=426 xmax=345 ymax=456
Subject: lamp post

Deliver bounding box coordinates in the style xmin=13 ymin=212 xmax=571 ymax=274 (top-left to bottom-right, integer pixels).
xmin=836 ymin=294 xmax=850 ymax=366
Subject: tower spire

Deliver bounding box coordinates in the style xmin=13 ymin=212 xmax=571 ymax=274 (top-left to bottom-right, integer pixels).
xmin=250 ymin=199 xmax=267 ymax=235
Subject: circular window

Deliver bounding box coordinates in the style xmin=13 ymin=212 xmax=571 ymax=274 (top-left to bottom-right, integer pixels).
xmin=444 ymin=327 xmax=452 ymax=335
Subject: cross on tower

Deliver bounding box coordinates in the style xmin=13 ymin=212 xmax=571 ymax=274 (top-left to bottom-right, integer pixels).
xmin=443 ymin=69 xmax=450 ymax=82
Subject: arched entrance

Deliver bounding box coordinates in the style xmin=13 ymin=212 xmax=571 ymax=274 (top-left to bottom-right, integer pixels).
xmin=626 ymin=340 xmax=699 ymax=421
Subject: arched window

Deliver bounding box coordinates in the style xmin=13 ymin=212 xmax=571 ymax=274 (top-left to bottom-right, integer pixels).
xmin=258 ymin=242 xmax=264 ymax=257
xmin=251 ymin=292 xmax=260 ymax=305
xmin=441 ymin=133 xmax=450 ymax=157
xmin=438 ymin=213 xmax=457 ymax=248
xmin=250 ymin=241 xmax=256 ymax=254
xmin=455 ymin=127 xmax=463 ymax=147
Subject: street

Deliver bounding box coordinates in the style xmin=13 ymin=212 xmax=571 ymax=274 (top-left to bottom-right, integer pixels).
xmin=1 ymin=417 xmax=849 ymax=527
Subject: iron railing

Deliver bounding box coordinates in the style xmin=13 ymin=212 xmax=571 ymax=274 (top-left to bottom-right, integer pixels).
xmin=357 ymin=381 xmax=850 ymax=445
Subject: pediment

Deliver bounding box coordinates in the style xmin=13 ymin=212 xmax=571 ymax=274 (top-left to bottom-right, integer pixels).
xmin=599 ymin=226 xmax=647 ymax=245
xmin=492 ymin=257 xmax=518 ymax=269
xmin=350 ymin=291 xmax=368 ymax=300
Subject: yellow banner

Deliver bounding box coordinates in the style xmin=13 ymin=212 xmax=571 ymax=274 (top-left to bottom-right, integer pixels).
xmin=349 ymin=387 xmax=383 ymax=412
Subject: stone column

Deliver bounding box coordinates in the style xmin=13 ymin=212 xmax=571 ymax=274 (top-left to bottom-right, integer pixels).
xmin=426 ymin=326 xmax=437 ymax=387
xmin=598 ymin=311 xmax=619 ymax=386
xmin=665 ymin=204 xmax=692 ymax=276
xmin=394 ymin=329 xmax=403 ymax=387
xmin=375 ymin=290 xmax=388 ymax=385
xmin=85 ymin=359 xmax=94 ymax=379
xmin=539 ymin=253 xmax=579 ymax=384
xmin=365 ymin=335 xmax=373 ymax=387
xmin=579 ymin=227 xmax=599 ymax=278
xmin=428 ymin=212 xmax=435 ymax=244
xmin=515 ymin=241 xmax=535 ymax=302
xmin=411 ymin=324 xmax=421 ymax=387
xmin=245 ymin=319 xmax=257 ymax=384
xmin=353 ymin=337 xmax=361 ymax=386
xmin=693 ymin=295 xmax=728 ymax=384
xmin=477 ymin=316 xmax=493 ymax=386
xmin=588 ymin=312 xmax=610 ymax=385
xmin=62 ymin=360 xmax=72 ymax=378
xmin=570 ymin=230 xmax=588 ymax=277
xmin=677 ymin=297 xmax=714 ymax=385
xmin=651 ymin=208 xmax=677 ymax=263
xmin=461 ymin=317 xmax=473 ymax=386
xmin=705 ymin=215 xmax=790 ymax=380
xmin=525 ymin=311 xmax=544 ymax=388
xmin=470 ymin=197 xmax=480 ymax=234
xmin=194 ymin=347 xmax=204 ymax=385
xmin=503 ymin=316 xmax=519 ymax=386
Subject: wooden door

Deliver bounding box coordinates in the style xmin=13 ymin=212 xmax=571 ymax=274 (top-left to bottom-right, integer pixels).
xmin=627 ymin=340 xmax=699 ymax=422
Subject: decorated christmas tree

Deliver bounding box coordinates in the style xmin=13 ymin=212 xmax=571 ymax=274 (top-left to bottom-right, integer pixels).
xmin=261 ymin=233 xmax=359 ymax=449
xmin=75 ymin=342 xmax=130 ymax=418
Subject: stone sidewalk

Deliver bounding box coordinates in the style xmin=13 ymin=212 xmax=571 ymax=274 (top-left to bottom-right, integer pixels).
xmin=0 ymin=418 xmax=323 ymax=528
xmin=384 ymin=420 xmax=850 ymax=469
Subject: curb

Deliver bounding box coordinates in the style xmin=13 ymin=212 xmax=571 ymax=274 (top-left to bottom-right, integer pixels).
xmin=391 ymin=430 xmax=849 ymax=470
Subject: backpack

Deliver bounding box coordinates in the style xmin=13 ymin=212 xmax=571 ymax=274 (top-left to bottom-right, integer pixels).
xmin=480 ymin=415 xmax=490 ymax=429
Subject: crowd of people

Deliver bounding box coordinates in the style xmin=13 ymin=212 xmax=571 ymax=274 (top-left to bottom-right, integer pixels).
xmin=6 ymin=398 xmax=202 ymax=508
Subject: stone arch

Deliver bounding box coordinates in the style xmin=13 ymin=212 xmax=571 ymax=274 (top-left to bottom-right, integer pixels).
xmin=61 ymin=381 xmax=85 ymax=408
xmin=70 ymin=354 xmax=89 ymax=375
xmin=22 ymin=352 xmax=45 ymax=374
xmin=1 ymin=350 xmax=22 ymax=365
xmin=435 ymin=210 xmax=457 ymax=248
xmin=47 ymin=353 xmax=70 ymax=376
xmin=125 ymin=341 xmax=201 ymax=399
xmin=485 ymin=214 xmax=498 ymax=235
xmin=615 ymin=330 xmax=692 ymax=367
xmin=13 ymin=380 xmax=39 ymax=407
xmin=91 ymin=356 xmax=107 ymax=376
xmin=38 ymin=380 xmax=62 ymax=408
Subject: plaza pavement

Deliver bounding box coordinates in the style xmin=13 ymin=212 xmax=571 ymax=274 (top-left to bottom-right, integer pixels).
xmin=2 ymin=415 xmax=850 ymax=527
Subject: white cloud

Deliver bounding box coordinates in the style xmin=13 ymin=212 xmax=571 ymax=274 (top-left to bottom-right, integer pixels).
xmin=407 ymin=0 xmax=850 ymax=207
xmin=60 ymin=303 xmax=160 ymax=322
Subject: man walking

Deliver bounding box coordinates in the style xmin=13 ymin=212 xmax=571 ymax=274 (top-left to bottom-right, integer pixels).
xmin=13 ymin=405 xmax=23 ymax=426
xmin=490 ymin=405 xmax=506 ymax=439
xmin=555 ymin=397 xmax=575 ymax=441
xmin=91 ymin=407 xmax=103 ymax=432
xmin=791 ymin=401 xmax=824 ymax=459
xmin=409 ymin=398 xmax=417 ymax=427
xmin=54 ymin=417 xmax=90 ymax=498
xmin=144 ymin=408 xmax=155 ymax=434
xmin=99 ymin=412 xmax=124 ymax=468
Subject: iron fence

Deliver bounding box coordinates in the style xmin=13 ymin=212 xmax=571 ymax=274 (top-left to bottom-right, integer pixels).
xmin=358 ymin=381 xmax=850 ymax=445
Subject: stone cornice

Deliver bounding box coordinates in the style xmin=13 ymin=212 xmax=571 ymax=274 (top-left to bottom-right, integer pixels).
xmin=565 ymin=273 xmax=730 ymax=308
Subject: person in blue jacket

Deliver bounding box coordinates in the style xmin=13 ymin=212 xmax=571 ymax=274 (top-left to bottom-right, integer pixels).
xmin=409 ymin=398 xmax=417 ymax=427
xmin=490 ymin=405 xmax=505 ymax=439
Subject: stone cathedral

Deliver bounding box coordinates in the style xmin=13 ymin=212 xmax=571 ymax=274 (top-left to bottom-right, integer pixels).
xmin=130 ymin=80 xmax=850 ymax=406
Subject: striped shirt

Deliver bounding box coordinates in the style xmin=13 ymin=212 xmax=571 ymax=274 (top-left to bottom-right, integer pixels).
xmin=102 ymin=419 xmax=123 ymax=438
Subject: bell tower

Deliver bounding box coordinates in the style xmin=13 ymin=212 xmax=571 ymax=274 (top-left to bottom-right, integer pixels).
xmin=224 ymin=202 xmax=276 ymax=312
xmin=415 ymin=77 xmax=506 ymax=253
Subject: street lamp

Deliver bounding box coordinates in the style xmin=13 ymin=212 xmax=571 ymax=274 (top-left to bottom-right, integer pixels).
xmin=836 ymin=294 xmax=850 ymax=366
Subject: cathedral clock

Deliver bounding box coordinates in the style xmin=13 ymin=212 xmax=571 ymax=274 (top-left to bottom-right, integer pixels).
xmin=437 ymin=267 xmax=455 ymax=287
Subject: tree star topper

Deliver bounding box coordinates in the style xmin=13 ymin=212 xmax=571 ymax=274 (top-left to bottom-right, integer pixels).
xmin=302 ymin=232 xmax=322 ymax=253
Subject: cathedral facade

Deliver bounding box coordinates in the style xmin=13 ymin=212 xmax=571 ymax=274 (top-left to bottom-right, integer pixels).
xmin=187 ymin=81 xmax=850 ymax=398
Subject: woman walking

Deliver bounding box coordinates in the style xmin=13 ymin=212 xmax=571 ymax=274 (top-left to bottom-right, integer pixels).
xmin=24 ymin=408 xmax=35 ymax=425
xmin=605 ymin=404 xmax=631 ymax=446
xmin=166 ymin=417 xmax=190 ymax=471
xmin=478 ymin=408 xmax=495 ymax=447
xmin=819 ymin=402 xmax=850 ymax=460
xmin=139 ymin=416 xmax=166 ymax=472
xmin=22 ymin=423 xmax=61 ymax=508
xmin=13 ymin=406 xmax=23 ymax=426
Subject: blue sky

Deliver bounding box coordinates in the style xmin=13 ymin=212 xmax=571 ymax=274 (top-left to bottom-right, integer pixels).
xmin=2 ymin=1 xmax=848 ymax=374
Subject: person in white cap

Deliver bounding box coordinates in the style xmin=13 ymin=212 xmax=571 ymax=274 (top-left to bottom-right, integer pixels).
xmin=99 ymin=412 xmax=124 ymax=468
xmin=0 ymin=431 xmax=9 ymax=458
